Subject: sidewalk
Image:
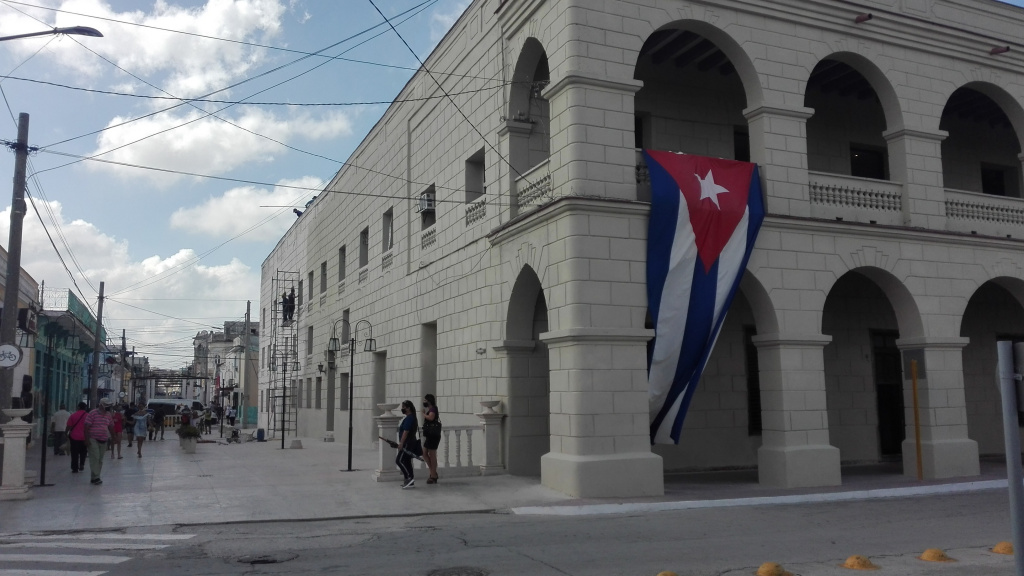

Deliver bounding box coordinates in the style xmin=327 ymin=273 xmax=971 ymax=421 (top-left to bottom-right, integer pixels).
xmin=0 ymin=433 xmax=1015 ymax=533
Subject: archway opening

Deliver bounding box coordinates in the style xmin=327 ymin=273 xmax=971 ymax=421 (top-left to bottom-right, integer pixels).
xmin=961 ymin=280 xmax=1024 ymax=456
xmin=633 ymin=24 xmax=752 ymax=202
xmin=505 ymin=266 xmax=550 ymax=476
xmin=941 ymin=86 xmax=1023 ymax=198
xmin=822 ymin=270 xmax=904 ymax=471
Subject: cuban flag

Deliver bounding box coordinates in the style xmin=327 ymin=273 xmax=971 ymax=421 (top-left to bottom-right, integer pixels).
xmin=645 ymin=151 xmax=764 ymax=444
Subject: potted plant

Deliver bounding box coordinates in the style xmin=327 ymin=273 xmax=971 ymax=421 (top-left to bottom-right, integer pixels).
xmin=176 ymin=424 xmax=201 ymax=453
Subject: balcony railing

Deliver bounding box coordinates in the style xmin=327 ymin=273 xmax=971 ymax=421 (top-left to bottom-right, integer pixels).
xmin=515 ymin=159 xmax=551 ymax=210
xmin=808 ymin=171 xmax=903 ymax=226
xmin=945 ymin=188 xmax=1024 ymax=237
xmin=421 ymin=228 xmax=436 ymax=249
xmin=382 ymin=252 xmax=393 ymax=271
xmin=465 ymin=198 xmax=486 ymax=225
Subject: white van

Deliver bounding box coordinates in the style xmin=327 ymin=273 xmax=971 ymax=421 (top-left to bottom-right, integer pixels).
xmin=146 ymin=398 xmax=205 ymax=413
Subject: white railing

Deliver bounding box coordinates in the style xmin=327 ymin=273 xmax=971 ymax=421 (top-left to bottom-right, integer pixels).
xmin=515 ymin=159 xmax=552 ymax=209
xmin=382 ymin=252 xmax=393 ymax=271
xmin=358 ymin=268 xmax=368 ymax=284
xmin=427 ymin=425 xmax=483 ymax=477
xmin=945 ymin=188 xmax=1024 ymax=236
xmin=465 ymin=198 xmax=486 ymax=225
xmin=808 ymin=171 xmax=903 ymax=225
xmin=337 ymin=280 xmax=345 ymax=295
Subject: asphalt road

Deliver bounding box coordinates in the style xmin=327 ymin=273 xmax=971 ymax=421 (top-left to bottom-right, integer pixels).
xmin=4 ymin=489 xmax=1020 ymax=576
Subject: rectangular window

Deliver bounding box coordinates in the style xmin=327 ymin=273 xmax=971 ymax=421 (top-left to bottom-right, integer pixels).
xmin=315 ymin=377 xmax=322 ymax=409
xmin=734 ymin=127 xmax=750 ymax=163
xmin=850 ymin=144 xmax=888 ymax=180
xmin=635 ymin=114 xmax=649 ymax=150
xmin=359 ymin=228 xmax=369 ymax=267
xmin=465 ymin=149 xmax=485 ymax=203
xmin=382 ymin=208 xmax=394 ymax=251
xmin=261 ymin=347 xmax=265 ymax=369
xmin=744 ymin=326 xmax=761 ymax=436
xmin=981 ymin=163 xmax=1018 ymax=197
xmin=320 ymin=262 xmax=327 ymax=293
xmin=306 ymin=378 xmax=312 ymax=409
xmin=338 ymin=246 xmax=346 ymax=281
xmin=307 ymin=326 xmax=314 ymax=356
xmin=342 ymin=309 xmax=350 ymax=345
xmin=421 ymin=185 xmax=436 ymax=230
xmin=297 ymin=280 xmax=303 ymax=306
xmin=262 ymin=307 xmax=266 ymax=326
xmin=308 ymin=271 xmax=314 ymax=300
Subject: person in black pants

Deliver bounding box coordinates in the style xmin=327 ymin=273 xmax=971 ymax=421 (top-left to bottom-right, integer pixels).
xmin=66 ymin=402 xmax=89 ymax=473
xmin=395 ymin=400 xmax=419 ymax=489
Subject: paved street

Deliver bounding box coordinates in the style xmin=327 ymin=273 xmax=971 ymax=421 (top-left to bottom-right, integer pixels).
xmin=1 ymin=490 xmax=1017 ymax=576
xmin=2 ymin=434 xmax=1023 ymax=575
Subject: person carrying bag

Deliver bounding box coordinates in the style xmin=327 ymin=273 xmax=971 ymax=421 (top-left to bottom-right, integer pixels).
xmin=422 ymin=394 xmax=442 ymax=484
xmin=395 ymin=400 xmax=421 ymax=489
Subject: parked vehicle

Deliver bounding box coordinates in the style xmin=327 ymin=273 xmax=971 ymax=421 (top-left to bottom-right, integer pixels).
xmin=146 ymin=398 xmax=205 ymax=414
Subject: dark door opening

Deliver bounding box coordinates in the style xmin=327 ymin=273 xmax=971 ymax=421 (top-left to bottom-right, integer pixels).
xmin=872 ymin=331 xmax=904 ymax=457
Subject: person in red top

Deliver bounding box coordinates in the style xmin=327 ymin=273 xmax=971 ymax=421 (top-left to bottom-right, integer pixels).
xmin=83 ymin=398 xmax=115 ymax=485
xmin=65 ymin=402 xmax=89 ymax=474
xmin=108 ymin=406 xmax=124 ymax=460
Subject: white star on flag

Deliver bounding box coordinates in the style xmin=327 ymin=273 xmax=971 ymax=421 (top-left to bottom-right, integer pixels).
xmin=695 ymin=170 xmax=730 ymax=209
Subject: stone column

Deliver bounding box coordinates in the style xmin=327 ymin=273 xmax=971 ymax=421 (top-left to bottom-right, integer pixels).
xmin=1017 ymin=152 xmax=1024 ymax=196
xmin=753 ymin=333 xmax=841 ymax=488
xmin=896 ymin=336 xmax=979 ymax=479
xmin=539 ymin=328 xmax=663 ymax=498
xmin=0 ymin=420 xmax=32 ymax=500
xmin=884 ymin=128 xmax=948 ymax=229
xmin=542 ymin=74 xmax=643 ymax=201
xmin=477 ymin=409 xmax=506 ymax=476
xmin=372 ymin=405 xmax=403 ymax=483
xmin=498 ymin=120 xmax=533 ymax=220
xmin=744 ymin=105 xmax=815 ymax=218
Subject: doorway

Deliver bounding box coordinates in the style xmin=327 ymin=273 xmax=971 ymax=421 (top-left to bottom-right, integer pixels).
xmin=871 ymin=331 xmax=904 ymax=457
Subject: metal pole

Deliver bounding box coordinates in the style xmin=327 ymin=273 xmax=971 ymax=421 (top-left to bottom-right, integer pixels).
xmin=89 ymin=282 xmax=104 ymax=408
xmin=242 ymin=300 xmax=250 ymax=428
xmin=997 ymin=340 xmax=1024 ymax=576
xmin=911 ymin=360 xmax=923 ymax=481
xmin=38 ymin=330 xmax=53 ymax=486
xmin=0 ymin=113 xmax=29 ymax=420
xmin=347 ymin=336 xmax=355 ymax=471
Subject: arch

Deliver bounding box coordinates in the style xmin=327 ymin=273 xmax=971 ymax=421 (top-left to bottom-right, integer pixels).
xmin=740 ymin=271 xmax=779 ymax=335
xmin=507 ymin=264 xmax=544 ymax=340
xmin=633 ymin=20 xmax=763 ymax=110
xmin=508 ymin=38 xmax=550 ymax=122
xmin=820 ymin=266 xmax=924 ymax=340
xmin=944 ymin=81 xmax=1024 ymax=152
xmin=806 ymin=52 xmax=905 ymax=133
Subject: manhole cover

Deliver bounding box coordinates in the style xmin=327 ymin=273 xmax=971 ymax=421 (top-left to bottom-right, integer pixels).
xmin=237 ymin=553 xmax=297 ymax=565
xmin=197 ymin=474 xmax=212 ymax=477
xmin=428 ymin=568 xmax=489 ymax=576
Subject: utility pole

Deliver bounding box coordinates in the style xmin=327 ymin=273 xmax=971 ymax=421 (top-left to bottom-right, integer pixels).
xmin=89 ymin=282 xmax=104 ymax=408
xmin=0 ymin=113 xmax=29 ymax=421
xmin=242 ymin=300 xmax=250 ymax=428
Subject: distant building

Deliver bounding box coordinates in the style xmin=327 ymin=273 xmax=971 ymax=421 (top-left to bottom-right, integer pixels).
xmin=260 ymin=0 xmax=1024 ymax=497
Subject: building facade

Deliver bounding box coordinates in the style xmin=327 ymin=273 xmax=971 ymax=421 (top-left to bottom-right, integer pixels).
xmin=259 ymin=0 xmax=1024 ymax=497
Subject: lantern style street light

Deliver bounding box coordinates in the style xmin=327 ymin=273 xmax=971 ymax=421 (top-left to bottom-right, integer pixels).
xmin=327 ymin=318 xmax=374 ymax=471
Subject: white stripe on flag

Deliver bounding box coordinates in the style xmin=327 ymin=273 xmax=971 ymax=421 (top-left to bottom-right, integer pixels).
xmin=0 ymin=554 xmax=129 ymax=564
xmin=648 ymin=193 xmax=697 ymax=422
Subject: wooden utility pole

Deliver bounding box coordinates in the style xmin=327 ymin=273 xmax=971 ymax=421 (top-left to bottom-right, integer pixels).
xmin=89 ymin=282 xmax=104 ymax=408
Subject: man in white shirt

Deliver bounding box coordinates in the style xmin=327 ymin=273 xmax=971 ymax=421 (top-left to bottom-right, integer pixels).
xmin=51 ymin=404 xmax=71 ymax=455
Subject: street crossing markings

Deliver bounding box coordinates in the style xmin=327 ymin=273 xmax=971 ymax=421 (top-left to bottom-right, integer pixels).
xmin=0 ymin=555 xmax=129 ymax=564
xmin=0 ymin=543 xmax=170 ymax=551
xmin=1 ymin=534 xmax=194 ymax=541
xmin=0 ymin=571 xmax=106 ymax=576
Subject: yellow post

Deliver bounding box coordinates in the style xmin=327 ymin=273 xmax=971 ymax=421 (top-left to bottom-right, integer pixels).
xmin=911 ymin=359 xmax=923 ymax=481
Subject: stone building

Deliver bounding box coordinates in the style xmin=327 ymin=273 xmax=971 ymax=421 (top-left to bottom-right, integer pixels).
xmin=259 ymin=0 xmax=1024 ymax=497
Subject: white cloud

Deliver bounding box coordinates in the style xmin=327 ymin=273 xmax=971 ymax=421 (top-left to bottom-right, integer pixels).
xmin=169 ymin=175 xmax=323 ymax=239
xmin=0 ymin=0 xmax=287 ymax=99
xmin=88 ymin=108 xmax=351 ymax=183
xmin=0 ymin=199 xmax=258 ymax=368
xmin=429 ymin=1 xmax=469 ymax=44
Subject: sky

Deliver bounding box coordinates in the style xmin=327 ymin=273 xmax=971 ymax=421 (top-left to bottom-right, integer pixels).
xmin=0 ymin=0 xmax=470 ymax=369
xmin=1 ymin=0 xmax=1023 ymax=370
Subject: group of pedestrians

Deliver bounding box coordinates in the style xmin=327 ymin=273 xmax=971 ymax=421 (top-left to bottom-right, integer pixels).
xmin=49 ymin=398 xmax=170 ymax=485
xmin=393 ymin=393 xmax=442 ymax=489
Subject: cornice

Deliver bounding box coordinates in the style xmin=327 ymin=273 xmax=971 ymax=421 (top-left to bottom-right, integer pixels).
xmin=488 ymin=196 xmax=650 ymax=246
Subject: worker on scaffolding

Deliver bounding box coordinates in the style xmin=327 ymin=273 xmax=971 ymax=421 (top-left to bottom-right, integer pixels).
xmin=282 ymin=287 xmax=295 ymax=321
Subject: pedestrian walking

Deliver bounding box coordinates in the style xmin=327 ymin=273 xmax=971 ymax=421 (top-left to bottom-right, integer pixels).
xmin=395 ymin=400 xmax=420 ymax=489
xmin=422 ymin=394 xmax=442 ymax=484
xmin=51 ymin=404 xmax=71 ymax=456
xmin=83 ymin=398 xmax=115 ymax=485
xmin=108 ymin=406 xmax=124 ymax=460
xmin=66 ymin=402 xmax=88 ymax=473
xmin=227 ymin=406 xmax=236 ymax=427
xmin=203 ymin=407 xmax=213 ymax=434
xmin=124 ymin=403 xmax=137 ymax=447
xmin=133 ymin=408 xmax=151 ymax=458
xmin=152 ymin=406 xmax=166 ymax=440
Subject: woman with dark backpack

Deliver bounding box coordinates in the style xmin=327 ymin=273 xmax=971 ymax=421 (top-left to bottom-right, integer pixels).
xmin=395 ymin=400 xmax=420 ymax=489
xmin=422 ymin=394 xmax=441 ymax=484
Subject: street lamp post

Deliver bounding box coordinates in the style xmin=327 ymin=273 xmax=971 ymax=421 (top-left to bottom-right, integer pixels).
xmin=328 ymin=319 xmax=374 ymax=472
xmin=0 ymin=25 xmax=102 ymax=420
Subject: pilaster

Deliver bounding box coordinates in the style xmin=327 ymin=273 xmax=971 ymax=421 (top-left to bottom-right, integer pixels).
xmin=884 ymin=128 xmax=948 ymax=229
xmin=744 ymin=105 xmax=815 ymax=218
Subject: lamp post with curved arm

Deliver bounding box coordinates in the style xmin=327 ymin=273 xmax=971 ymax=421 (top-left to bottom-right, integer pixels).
xmin=328 ymin=318 xmax=374 ymax=472
xmin=0 ymin=25 xmax=102 ymax=420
